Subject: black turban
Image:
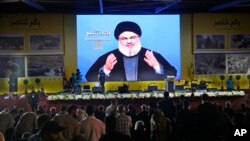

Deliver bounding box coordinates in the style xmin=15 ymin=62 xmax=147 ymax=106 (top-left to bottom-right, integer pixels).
xmin=114 ymin=21 xmax=142 ymax=40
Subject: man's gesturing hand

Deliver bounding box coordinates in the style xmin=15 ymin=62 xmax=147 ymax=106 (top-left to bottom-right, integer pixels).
xmin=104 ymin=53 xmax=117 ymax=71
xmin=144 ymin=50 xmax=160 ymax=68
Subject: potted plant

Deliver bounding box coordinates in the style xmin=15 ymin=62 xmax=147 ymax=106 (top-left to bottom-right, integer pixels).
xmin=247 ymin=75 xmax=250 ymax=89
xmin=23 ymin=79 xmax=29 ymax=92
xmin=35 ymin=78 xmax=41 ymax=89
xmin=235 ymin=75 xmax=241 ymax=90
xmin=219 ymin=75 xmax=225 ymax=90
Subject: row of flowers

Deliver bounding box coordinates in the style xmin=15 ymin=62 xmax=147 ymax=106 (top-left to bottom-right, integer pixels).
xmin=47 ymin=90 xmax=245 ymax=101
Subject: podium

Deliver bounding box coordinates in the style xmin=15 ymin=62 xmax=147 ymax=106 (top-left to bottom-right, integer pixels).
xmin=118 ymin=85 xmax=129 ymax=93
xmin=148 ymin=86 xmax=158 ymax=92
xmin=92 ymin=86 xmax=103 ymax=93
xmin=165 ymin=76 xmax=175 ymax=92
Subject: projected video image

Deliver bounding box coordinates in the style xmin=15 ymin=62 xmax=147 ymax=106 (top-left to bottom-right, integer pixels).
xmin=77 ymin=15 xmax=180 ymax=82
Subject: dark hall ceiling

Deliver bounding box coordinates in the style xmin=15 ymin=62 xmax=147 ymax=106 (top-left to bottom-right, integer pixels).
xmin=0 ymin=0 xmax=250 ymax=14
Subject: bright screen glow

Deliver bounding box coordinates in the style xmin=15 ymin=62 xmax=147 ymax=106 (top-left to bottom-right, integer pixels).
xmin=77 ymin=15 xmax=180 ymax=82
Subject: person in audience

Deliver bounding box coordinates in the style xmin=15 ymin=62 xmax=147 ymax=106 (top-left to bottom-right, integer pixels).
xmin=14 ymin=112 xmax=38 ymax=139
xmin=13 ymin=108 xmax=25 ymax=128
xmin=21 ymin=132 xmax=32 ymax=140
xmin=132 ymin=120 xmax=149 ymax=141
xmin=99 ymin=116 xmax=132 ymax=141
xmin=137 ymin=104 xmax=150 ymax=137
xmin=95 ymin=105 xmax=105 ymax=122
xmin=126 ymin=104 xmax=137 ymax=130
xmin=176 ymin=100 xmax=195 ymax=141
xmin=137 ymin=104 xmax=149 ymax=123
xmin=157 ymin=91 xmax=176 ymax=123
xmin=28 ymin=114 xmax=51 ymax=141
xmin=86 ymin=21 xmax=177 ymax=81
xmin=70 ymin=134 xmax=88 ymax=141
xmin=52 ymin=105 xmax=80 ymax=141
xmin=80 ymin=104 xmax=105 ymax=141
xmin=28 ymin=87 xmax=39 ymax=112
xmin=224 ymin=101 xmax=234 ymax=120
xmin=76 ymin=106 xmax=87 ymax=122
xmin=226 ymin=75 xmax=234 ymax=91
xmin=215 ymin=105 xmax=233 ymax=141
xmin=105 ymin=99 xmax=118 ymax=117
xmin=36 ymin=120 xmax=66 ymax=141
xmin=0 ymin=132 xmax=5 ymax=141
xmin=116 ymin=104 xmax=132 ymax=136
xmin=0 ymin=110 xmax=14 ymax=138
xmin=55 ymin=105 xmax=68 ymax=116
xmin=35 ymin=114 xmax=52 ymax=133
xmin=176 ymin=95 xmax=185 ymax=112
xmin=50 ymin=107 xmax=57 ymax=118
xmin=36 ymin=105 xmax=45 ymax=115
xmin=196 ymin=93 xmax=218 ymax=141
xmin=148 ymin=101 xmax=171 ymax=141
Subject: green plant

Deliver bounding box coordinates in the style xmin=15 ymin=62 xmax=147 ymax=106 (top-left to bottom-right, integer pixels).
xmin=220 ymin=75 xmax=225 ymax=80
xmin=23 ymin=79 xmax=29 ymax=92
xmin=235 ymin=75 xmax=241 ymax=80
xmin=23 ymin=79 xmax=29 ymax=85
xmin=247 ymin=75 xmax=250 ymax=80
xmin=235 ymin=75 xmax=241 ymax=90
xmin=248 ymin=75 xmax=250 ymax=89
xmin=219 ymin=75 xmax=225 ymax=90
xmin=35 ymin=78 xmax=41 ymax=89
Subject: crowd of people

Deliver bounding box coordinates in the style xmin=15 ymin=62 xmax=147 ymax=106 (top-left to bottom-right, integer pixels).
xmin=0 ymin=91 xmax=249 ymax=141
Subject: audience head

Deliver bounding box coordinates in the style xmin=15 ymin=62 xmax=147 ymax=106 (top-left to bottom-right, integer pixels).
xmin=149 ymin=101 xmax=157 ymax=109
xmin=164 ymin=91 xmax=170 ymax=98
xmin=240 ymin=103 xmax=246 ymax=111
xmin=67 ymin=105 xmax=79 ymax=118
xmin=98 ymin=105 xmax=104 ymax=112
xmin=40 ymin=121 xmax=66 ymax=141
xmin=183 ymin=100 xmax=190 ymax=109
xmin=134 ymin=120 xmax=145 ymax=131
xmin=60 ymin=105 xmax=67 ymax=114
xmin=127 ymin=104 xmax=134 ymax=112
xmin=37 ymin=114 xmax=51 ymax=129
xmin=21 ymin=132 xmax=32 ymax=140
xmin=111 ymin=99 xmax=118 ymax=105
xmin=85 ymin=104 xmax=95 ymax=116
xmin=179 ymin=95 xmax=185 ymax=102
xmin=201 ymin=93 xmax=209 ymax=102
xmin=140 ymin=104 xmax=148 ymax=111
xmin=117 ymin=105 xmax=125 ymax=114
xmin=225 ymin=101 xmax=231 ymax=108
xmin=148 ymin=101 xmax=158 ymax=113
xmin=50 ymin=107 xmax=57 ymax=114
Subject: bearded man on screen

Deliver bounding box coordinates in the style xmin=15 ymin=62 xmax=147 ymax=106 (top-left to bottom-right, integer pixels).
xmin=86 ymin=21 xmax=176 ymax=81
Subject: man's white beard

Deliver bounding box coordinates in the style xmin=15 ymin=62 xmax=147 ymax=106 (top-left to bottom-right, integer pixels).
xmin=118 ymin=41 xmax=142 ymax=57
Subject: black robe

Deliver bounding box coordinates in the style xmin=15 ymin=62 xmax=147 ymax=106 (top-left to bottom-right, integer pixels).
xmin=86 ymin=47 xmax=176 ymax=81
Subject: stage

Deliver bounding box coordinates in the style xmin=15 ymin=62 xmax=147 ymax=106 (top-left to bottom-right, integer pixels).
xmin=47 ymin=90 xmax=245 ymax=101
xmin=0 ymin=90 xmax=248 ymax=113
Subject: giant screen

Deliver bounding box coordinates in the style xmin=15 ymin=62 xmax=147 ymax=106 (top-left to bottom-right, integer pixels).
xmin=77 ymin=15 xmax=180 ymax=82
